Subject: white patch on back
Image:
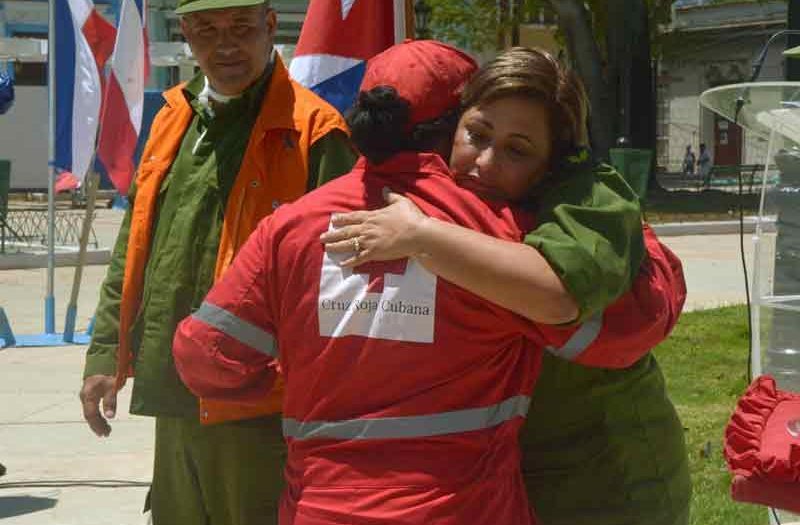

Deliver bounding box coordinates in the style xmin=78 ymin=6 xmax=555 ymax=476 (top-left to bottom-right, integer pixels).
xmin=318 ymin=221 xmax=437 ymax=343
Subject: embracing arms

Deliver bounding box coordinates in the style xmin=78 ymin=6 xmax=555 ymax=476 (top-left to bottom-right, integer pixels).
xmin=321 ymin=164 xmax=645 ymax=325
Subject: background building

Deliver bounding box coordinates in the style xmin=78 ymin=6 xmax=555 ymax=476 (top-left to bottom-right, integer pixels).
xmin=0 ymin=0 xmax=309 ymax=189
xmin=658 ymin=0 xmax=788 ymax=171
xmin=0 ymin=0 xmax=794 ymax=188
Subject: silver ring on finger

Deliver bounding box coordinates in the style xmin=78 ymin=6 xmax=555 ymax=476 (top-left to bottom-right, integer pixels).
xmin=351 ymin=236 xmax=361 ymax=253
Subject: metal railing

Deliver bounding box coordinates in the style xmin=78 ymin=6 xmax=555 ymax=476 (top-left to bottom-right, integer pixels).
xmin=0 ymin=208 xmax=97 ymax=253
xmin=657 ymin=164 xmax=777 ymax=193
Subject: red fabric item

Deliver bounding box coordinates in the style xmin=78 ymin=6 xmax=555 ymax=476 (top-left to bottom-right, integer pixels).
xmin=174 ymin=152 xmax=680 ymax=524
xmin=55 ymin=171 xmax=79 ymax=193
xmin=175 ymin=152 xmax=539 ymax=525
xmin=569 ymin=224 xmax=686 ymax=368
xmin=534 ymin=224 xmax=686 ymax=369
xmin=731 ymin=475 xmax=800 ymax=514
xmin=293 ymin=0 xmax=395 ymax=59
xmin=82 ymin=9 xmax=116 ymax=73
xmin=724 ymin=375 xmax=800 ymax=513
xmin=360 ymin=40 xmax=478 ymax=127
xmin=96 ymin=74 xmax=139 ymax=195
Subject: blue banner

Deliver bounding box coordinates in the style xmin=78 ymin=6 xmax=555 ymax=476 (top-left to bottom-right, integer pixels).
xmin=0 ymin=72 xmax=14 ymax=115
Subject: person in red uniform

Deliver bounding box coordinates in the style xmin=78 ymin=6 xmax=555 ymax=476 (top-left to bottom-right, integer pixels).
xmin=172 ymin=40 xmax=682 ymax=525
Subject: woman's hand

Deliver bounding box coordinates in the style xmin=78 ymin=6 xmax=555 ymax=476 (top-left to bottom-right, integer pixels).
xmin=320 ymin=189 xmax=429 ymax=267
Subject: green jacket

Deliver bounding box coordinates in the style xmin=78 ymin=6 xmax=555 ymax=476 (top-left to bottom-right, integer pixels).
xmin=521 ymin=159 xmax=690 ymax=525
xmin=525 ymin=161 xmax=645 ymax=322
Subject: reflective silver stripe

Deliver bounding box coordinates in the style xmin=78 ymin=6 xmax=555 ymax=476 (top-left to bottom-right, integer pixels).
xmin=546 ymin=312 xmax=603 ymax=361
xmin=192 ymin=302 xmax=277 ymax=358
xmin=283 ymin=395 xmax=530 ymax=440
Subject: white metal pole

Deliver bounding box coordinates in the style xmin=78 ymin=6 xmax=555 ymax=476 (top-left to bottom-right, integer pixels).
xmin=45 ymin=0 xmax=56 ymax=334
xmin=750 ymin=234 xmax=762 ymax=379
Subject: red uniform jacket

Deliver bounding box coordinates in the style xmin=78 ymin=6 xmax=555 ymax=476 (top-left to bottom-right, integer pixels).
xmin=173 ymin=152 xmax=685 ymax=525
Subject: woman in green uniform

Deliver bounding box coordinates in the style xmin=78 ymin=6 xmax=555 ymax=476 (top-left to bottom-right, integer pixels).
xmin=321 ymin=47 xmax=691 ymax=525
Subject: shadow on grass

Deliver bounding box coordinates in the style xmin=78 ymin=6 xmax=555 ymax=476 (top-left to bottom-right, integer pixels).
xmin=0 ymin=495 xmax=57 ymax=519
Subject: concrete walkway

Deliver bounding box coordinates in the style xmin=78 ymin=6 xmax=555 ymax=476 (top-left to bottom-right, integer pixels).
xmin=0 ymin=209 xmax=762 ymax=524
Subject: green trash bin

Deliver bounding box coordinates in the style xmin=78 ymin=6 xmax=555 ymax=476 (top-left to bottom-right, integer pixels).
xmin=0 ymin=160 xmax=10 ymax=253
xmin=608 ymin=148 xmax=652 ymax=200
xmin=0 ymin=160 xmax=9 ymax=219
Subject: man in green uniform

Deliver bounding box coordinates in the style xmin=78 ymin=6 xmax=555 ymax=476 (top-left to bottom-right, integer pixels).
xmin=78 ymin=1 xmax=355 ymax=524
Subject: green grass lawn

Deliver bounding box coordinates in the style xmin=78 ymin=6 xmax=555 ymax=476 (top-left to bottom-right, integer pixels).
xmin=654 ymin=305 xmax=768 ymax=525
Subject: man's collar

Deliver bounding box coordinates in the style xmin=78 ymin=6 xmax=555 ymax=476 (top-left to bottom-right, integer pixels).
xmin=162 ymin=54 xmax=309 ymax=134
xmin=250 ymin=54 xmax=309 ymax=134
xmin=184 ymin=48 xmax=276 ymax=118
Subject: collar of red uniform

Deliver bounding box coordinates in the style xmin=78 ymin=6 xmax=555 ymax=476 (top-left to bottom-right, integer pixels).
xmin=354 ymin=151 xmax=453 ymax=180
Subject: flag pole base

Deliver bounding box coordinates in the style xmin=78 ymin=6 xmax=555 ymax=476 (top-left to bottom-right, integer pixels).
xmin=0 ymin=307 xmax=16 ymax=348
xmin=63 ymin=305 xmax=77 ymax=343
xmin=44 ymin=295 xmax=55 ymax=334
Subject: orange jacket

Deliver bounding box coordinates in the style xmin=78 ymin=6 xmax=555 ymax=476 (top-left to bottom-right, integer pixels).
xmin=114 ymin=57 xmax=348 ymax=424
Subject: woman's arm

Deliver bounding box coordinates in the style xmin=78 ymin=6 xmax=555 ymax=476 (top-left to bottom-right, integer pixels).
xmin=321 ymin=192 xmax=579 ymax=324
xmin=321 ymin=163 xmax=644 ymax=326
xmin=417 ymin=219 xmax=579 ymax=324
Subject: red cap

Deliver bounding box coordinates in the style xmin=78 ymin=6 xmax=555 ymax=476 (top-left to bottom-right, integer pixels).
xmin=360 ymin=40 xmax=478 ymax=127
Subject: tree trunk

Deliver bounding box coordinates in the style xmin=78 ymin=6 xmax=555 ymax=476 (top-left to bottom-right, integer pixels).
xmin=788 ymin=0 xmax=800 ymax=80
xmin=512 ymin=0 xmax=523 ymax=46
xmin=627 ymin=0 xmax=655 ymax=152
xmin=625 ymin=0 xmax=662 ymax=193
xmin=549 ymin=0 xmax=616 ymax=160
xmin=497 ymin=0 xmax=510 ymax=50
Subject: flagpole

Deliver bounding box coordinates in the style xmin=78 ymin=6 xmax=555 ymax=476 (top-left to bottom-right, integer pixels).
xmin=46 ymin=0 xmax=57 ymax=334
xmin=63 ymin=165 xmax=99 ymax=343
xmin=405 ymin=0 xmax=415 ymax=40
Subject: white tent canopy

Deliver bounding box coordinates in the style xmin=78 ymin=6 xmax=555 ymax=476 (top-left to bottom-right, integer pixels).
xmin=699 ymin=81 xmax=800 ymax=146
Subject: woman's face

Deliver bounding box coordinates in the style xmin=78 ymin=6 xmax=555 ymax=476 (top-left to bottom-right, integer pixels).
xmin=450 ymin=96 xmax=552 ymax=202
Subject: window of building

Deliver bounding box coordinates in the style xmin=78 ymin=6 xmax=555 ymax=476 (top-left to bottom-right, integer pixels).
xmin=9 ymin=32 xmax=47 ymax=86
xmin=12 ymin=61 xmax=45 ymax=86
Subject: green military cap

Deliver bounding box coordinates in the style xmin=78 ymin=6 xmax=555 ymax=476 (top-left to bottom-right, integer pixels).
xmin=176 ymin=0 xmax=267 ymax=15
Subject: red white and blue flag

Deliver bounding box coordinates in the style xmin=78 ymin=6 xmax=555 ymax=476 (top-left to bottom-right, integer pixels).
xmin=96 ymin=0 xmax=150 ymax=195
xmin=54 ymin=0 xmax=116 ymax=187
xmin=289 ymin=0 xmax=409 ymax=115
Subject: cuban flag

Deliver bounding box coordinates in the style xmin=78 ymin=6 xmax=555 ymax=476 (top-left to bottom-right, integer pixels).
xmin=96 ymin=0 xmax=150 ymax=196
xmin=54 ymin=0 xmax=116 ymax=186
xmin=290 ymin=0 xmax=409 ymax=115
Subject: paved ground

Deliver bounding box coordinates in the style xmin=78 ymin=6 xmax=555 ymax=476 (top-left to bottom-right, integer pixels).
xmin=0 ymin=209 xmax=770 ymax=524
xmin=660 ymin=232 xmax=765 ymax=312
xmin=1 ymin=210 xmax=150 ymax=525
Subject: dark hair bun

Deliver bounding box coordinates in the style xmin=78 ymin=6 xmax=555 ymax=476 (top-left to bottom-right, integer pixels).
xmin=346 ymin=86 xmax=410 ymax=164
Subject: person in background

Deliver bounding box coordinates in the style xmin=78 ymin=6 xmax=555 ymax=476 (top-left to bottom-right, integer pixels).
xmin=698 ymin=142 xmax=713 ymax=186
xmin=173 ymin=40 xmax=684 ymax=525
xmin=78 ymin=0 xmax=355 ymax=523
xmin=321 ymin=47 xmax=691 ymax=525
xmin=682 ymin=144 xmax=696 ymax=175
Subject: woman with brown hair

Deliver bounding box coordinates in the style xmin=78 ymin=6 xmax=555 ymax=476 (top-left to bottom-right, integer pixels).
xmin=321 ymin=47 xmax=691 ymax=525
